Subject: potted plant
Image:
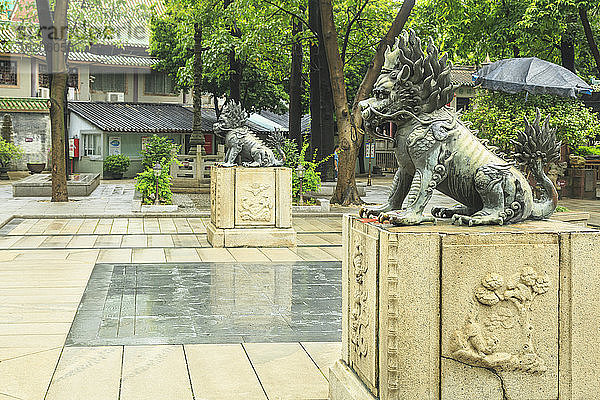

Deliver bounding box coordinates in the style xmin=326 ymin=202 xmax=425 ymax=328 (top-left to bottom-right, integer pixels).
xmin=103 ymin=154 xmax=130 ymax=179
xmin=0 ymin=138 xmax=23 ymax=180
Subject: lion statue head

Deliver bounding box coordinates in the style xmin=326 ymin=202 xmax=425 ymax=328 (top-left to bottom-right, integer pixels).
xmin=359 ymin=30 xmax=455 ymax=131
xmin=213 ymin=101 xmax=248 ymax=133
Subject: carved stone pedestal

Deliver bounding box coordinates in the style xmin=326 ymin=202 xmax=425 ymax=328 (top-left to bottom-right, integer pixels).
xmin=331 ymin=215 xmax=600 ymax=400
xmin=207 ymin=166 xmax=296 ymax=247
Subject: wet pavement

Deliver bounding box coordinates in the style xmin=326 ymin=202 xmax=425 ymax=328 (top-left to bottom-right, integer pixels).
xmin=67 ymin=261 xmax=342 ymax=346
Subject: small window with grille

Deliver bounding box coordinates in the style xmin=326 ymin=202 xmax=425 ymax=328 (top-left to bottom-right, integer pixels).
xmin=0 ymin=59 xmax=18 ymax=86
xmin=38 ymin=65 xmax=79 ymax=88
xmin=82 ymin=133 xmax=102 ymax=157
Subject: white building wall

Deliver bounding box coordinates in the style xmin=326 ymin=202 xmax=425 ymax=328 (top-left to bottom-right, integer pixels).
xmin=0 ymin=56 xmax=32 ymax=98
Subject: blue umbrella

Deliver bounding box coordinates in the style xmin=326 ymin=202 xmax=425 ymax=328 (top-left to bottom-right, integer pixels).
xmin=473 ymin=57 xmax=592 ymax=98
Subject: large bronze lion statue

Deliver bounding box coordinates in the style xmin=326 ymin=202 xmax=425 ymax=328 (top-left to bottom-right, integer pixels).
xmin=359 ymin=30 xmax=560 ymax=226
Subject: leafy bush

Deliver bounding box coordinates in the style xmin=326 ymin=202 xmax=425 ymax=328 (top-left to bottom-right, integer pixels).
xmin=575 ymin=145 xmax=600 ymax=156
xmin=462 ymin=91 xmax=600 ymax=152
xmin=140 ymin=135 xmax=180 ymax=170
xmin=135 ymin=167 xmax=173 ymax=205
xmin=283 ymin=136 xmax=333 ymax=200
xmin=103 ymin=154 xmax=131 ymax=175
xmin=0 ymin=138 xmax=23 ymax=168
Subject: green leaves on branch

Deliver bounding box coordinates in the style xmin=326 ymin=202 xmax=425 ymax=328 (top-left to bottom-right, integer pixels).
xmin=0 ymin=138 xmax=23 ymax=168
xmin=140 ymin=135 xmax=180 ymax=170
xmin=283 ymin=136 xmax=333 ymax=200
xmin=135 ymin=168 xmax=174 ymax=205
xmin=136 ymin=135 xmax=178 ymax=205
xmin=462 ymin=91 xmax=600 ymax=153
xmin=103 ymin=154 xmax=130 ymax=175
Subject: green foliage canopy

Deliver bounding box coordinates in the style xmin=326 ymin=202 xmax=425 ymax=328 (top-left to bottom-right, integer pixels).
xmin=462 ymin=91 xmax=600 ymax=152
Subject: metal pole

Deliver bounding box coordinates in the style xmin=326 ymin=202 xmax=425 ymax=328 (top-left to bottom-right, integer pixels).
xmin=299 ymin=178 xmax=303 ymax=206
xmin=367 ymin=142 xmax=373 ymax=186
xmin=154 ymin=177 xmax=159 ymax=205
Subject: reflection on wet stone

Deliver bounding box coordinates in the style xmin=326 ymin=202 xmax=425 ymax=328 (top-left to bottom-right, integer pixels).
xmin=66 ymin=261 xmax=341 ymax=346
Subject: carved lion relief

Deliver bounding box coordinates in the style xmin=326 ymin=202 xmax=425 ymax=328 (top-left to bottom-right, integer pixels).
xmin=451 ymin=266 xmax=550 ymax=374
xmin=238 ymin=183 xmax=273 ymax=221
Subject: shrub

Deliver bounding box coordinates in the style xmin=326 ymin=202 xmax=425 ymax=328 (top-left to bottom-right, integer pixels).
xmin=135 ymin=167 xmax=173 ymax=205
xmin=103 ymin=154 xmax=131 ymax=175
xmin=575 ymin=145 xmax=600 ymax=156
xmin=0 ymin=138 xmax=23 ymax=168
xmin=462 ymin=91 xmax=600 ymax=153
xmin=283 ymin=136 xmax=333 ymax=200
xmin=140 ymin=135 xmax=180 ymax=170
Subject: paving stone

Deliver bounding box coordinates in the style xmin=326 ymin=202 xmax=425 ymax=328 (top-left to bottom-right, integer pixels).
xmin=185 ymin=344 xmax=266 ymax=400
xmin=244 ymin=342 xmax=329 ymax=400
xmin=120 ymin=345 xmax=193 ymax=400
xmin=46 ymin=346 xmax=123 ymax=400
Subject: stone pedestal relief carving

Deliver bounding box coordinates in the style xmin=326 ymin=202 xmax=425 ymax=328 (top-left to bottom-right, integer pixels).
xmin=330 ymin=216 xmax=600 ymax=400
xmin=451 ymin=267 xmax=550 ymax=375
xmin=207 ymin=166 xmax=296 ymax=247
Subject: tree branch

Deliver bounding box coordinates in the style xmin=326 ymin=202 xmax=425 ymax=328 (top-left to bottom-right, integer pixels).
xmin=263 ymin=0 xmax=317 ymax=37
xmin=341 ymin=0 xmax=370 ymax=65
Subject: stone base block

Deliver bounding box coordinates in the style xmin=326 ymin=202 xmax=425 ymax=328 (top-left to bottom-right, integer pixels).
xmin=334 ymin=215 xmax=600 ymax=400
xmin=329 ymin=360 xmax=376 ymax=400
xmin=12 ymin=173 xmax=100 ymax=197
xmin=206 ymin=221 xmax=296 ymax=247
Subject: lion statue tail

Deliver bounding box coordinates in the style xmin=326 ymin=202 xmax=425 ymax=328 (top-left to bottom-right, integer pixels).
xmin=511 ymin=108 xmax=560 ymax=220
xmin=266 ymin=130 xmax=287 ymax=166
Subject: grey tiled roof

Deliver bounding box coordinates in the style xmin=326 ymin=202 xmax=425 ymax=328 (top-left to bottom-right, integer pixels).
xmin=451 ymin=65 xmax=477 ymax=87
xmin=68 ymin=103 xmax=293 ymax=135
xmin=68 ymin=102 xmax=193 ymax=133
xmin=70 ymin=52 xmax=157 ymax=67
xmin=258 ymin=110 xmax=311 ymax=133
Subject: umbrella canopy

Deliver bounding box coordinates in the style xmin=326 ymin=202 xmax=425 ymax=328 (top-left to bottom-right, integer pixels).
xmin=473 ymin=57 xmax=592 ymax=98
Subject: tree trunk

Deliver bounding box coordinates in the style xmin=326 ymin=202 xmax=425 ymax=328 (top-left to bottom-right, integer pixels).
xmin=289 ymin=13 xmax=303 ymax=148
xmin=561 ymin=33 xmax=576 ymax=72
xmin=579 ymin=7 xmax=600 ymax=76
xmin=224 ymin=0 xmax=242 ymax=103
xmin=318 ymin=41 xmax=335 ymax=181
xmin=319 ymin=0 xmax=360 ymax=205
xmin=189 ymin=23 xmax=205 ymax=155
xmin=36 ymin=0 xmax=68 ymax=202
xmin=320 ymin=0 xmax=415 ymax=204
xmin=308 ymin=0 xmax=320 ymax=154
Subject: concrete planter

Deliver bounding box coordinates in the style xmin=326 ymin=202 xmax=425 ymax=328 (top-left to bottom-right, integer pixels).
xmin=292 ymin=198 xmax=331 ymax=213
xmin=140 ymin=204 xmax=178 ymax=213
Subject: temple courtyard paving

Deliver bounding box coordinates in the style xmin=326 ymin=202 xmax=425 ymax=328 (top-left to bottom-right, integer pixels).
xmin=0 ymin=179 xmax=597 ymax=400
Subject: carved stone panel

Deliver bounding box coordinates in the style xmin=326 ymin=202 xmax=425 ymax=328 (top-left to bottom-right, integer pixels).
xmin=234 ymin=169 xmax=276 ymax=226
xmin=210 ymin=166 xmax=234 ymax=228
xmin=379 ymin=231 xmax=440 ymax=400
xmin=348 ymin=219 xmax=379 ymax=396
xmin=441 ymin=233 xmax=559 ymax=400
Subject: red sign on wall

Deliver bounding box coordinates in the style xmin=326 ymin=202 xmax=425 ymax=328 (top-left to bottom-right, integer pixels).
xmin=203 ymin=134 xmax=213 ymax=154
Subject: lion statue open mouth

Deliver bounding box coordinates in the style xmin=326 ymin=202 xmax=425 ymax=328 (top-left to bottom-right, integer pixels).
xmin=359 ymin=30 xmax=559 ymax=226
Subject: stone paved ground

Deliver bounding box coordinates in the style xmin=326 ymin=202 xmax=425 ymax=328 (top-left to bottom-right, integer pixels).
xmin=0 ymin=178 xmax=598 ymax=400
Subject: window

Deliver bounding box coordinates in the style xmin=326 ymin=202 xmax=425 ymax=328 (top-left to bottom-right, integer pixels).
xmin=82 ymin=133 xmax=102 ymax=157
xmin=0 ymin=59 xmax=18 ymax=86
xmin=38 ymin=65 xmax=79 ymax=88
xmin=456 ymin=97 xmax=471 ymax=112
xmin=145 ymin=71 xmax=176 ymax=95
xmin=90 ymin=72 xmax=125 ymax=92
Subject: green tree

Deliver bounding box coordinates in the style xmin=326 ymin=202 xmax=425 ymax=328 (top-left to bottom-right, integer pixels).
xmin=408 ymin=0 xmax=600 ymax=80
xmin=462 ymin=91 xmax=600 ymax=152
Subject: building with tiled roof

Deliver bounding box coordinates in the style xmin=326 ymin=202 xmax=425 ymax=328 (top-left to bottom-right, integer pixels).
xmin=449 ymin=65 xmax=477 ymax=111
